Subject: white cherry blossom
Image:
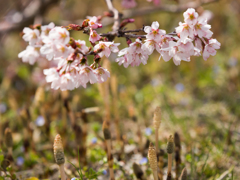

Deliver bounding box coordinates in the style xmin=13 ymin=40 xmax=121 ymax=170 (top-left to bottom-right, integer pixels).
xmin=41 ymin=22 xmax=55 ymax=40
xmin=18 ymin=45 xmax=41 ymax=65
xmin=22 ymin=27 xmax=40 ymax=45
xmin=94 ymin=67 xmax=110 ymax=83
xmin=49 ymin=27 xmax=70 ymax=45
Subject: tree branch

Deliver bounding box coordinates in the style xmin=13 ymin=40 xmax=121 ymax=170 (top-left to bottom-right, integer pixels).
xmin=123 ymin=0 xmax=219 ymax=18
xmin=0 ymin=0 xmax=60 ymax=35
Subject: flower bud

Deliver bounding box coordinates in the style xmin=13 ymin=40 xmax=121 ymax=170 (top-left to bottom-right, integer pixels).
xmin=4 ymin=128 xmax=13 ymax=148
xmin=180 ymin=167 xmax=187 ymax=180
xmin=102 ymin=120 xmax=111 ymax=140
xmin=82 ymin=19 xmax=90 ymax=28
xmin=153 ymin=106 xmax=161 ymax=129
xmin=53 ymin=134 xmax=65 ymax=165
xmin=148 ymin=143 xmax=157 ymax=171
xmin=167 ymin=135 xmax=174 ymax=154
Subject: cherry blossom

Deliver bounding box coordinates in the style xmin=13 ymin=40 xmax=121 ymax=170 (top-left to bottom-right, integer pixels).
xmin=41 ymin=22 xmax=55 ymax=40
xmin=194 ymin=19 xmax=212 ymax=38
xmin=49 ymin=27 xmax=70 ymax=45
xmin=88 ymin=16 xmax=102 ymax=29
xmin=183 ymin=8 xmax=198 ymax=26
xmin=22 ymin=27 xmax=40 ymax=45
xmin=78 ymin=65 xmax=98 ymax=88
xmin=203 ymin=39 xmax=221 ymax=60
xmin=76 ymin=40 xmax=89 ymax=54
xmin=94 ymin=67 xmax=110 ymax=83
xmin=40 ymin=41 xmax=55 ymax=61
xmin=53 ymin=44 xmax=75 ymax=59
xmin=175 ymin=22 xmax=194 ymax=40
xmin=144 ymin=21 xmax=166 ymax=43
xmin=18 ymin=45 xmax=41 ymax=65
xmin=89 ymin=29 xmax=101 ymax=43
xmin=18 ymin=8 xmax=220 ymax=91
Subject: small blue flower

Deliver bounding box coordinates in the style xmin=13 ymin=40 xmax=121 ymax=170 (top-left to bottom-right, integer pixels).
xmin=35 ymin=116 xmax=45 ymax=126
xmin=139 ymin=157 xmax=148 ymax=165
xmin=71 ymin=178 xmax=76 ymax=180
xmin=16 ymin=157 xmax=24 ymax=166
xmin=91 ymin=137 xmax=97 ymax=144
xmin=175 ymin=83 xmax=184 ymax=92
xmin=145 ymin=128 xmax=152 ymax=136
xmin=102 ymin=170 xmax=107 ymax=175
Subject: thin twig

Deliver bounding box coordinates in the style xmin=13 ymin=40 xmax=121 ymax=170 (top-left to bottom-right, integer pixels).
xmin=105 ymin=0 xmax=121 ymax=33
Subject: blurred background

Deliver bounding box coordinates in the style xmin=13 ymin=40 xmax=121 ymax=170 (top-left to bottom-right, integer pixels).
xmin=0 ymin=0 xmax=240 ymax=179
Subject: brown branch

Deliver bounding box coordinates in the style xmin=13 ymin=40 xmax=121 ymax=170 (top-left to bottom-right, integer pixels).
xmin=105 ymin=0 xmax=121 ymax=33
xmin=0 ymin=0 xmax=60 ymax=35
xmin=123 ymin=0 xmax=219 ymax=18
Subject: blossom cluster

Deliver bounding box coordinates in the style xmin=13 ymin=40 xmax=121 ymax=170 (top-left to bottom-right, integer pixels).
xmin=18 ymin=17 xmax=119 ymax=91
xmin=116 ymin=8 xmax=220 ymax=67
xmin=18 ymin=8 xmax=220 ymax=91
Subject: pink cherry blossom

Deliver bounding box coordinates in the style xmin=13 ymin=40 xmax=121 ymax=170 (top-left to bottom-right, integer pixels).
xmin=22 ymin=27 xmax=40 ymax=45
xmin=88 ymin=16 xmax=102 ymax=29
xmin=144 ymin=21 xmax=166 ymax=43
xmin=116 ymin=47 xmax=131 ymax=68
xmin=18 ymin=45 xmax=41 ymax=65
xmin=78 ymin=65 xmax=97 ymax=88
xmin=89 ymin=29 xmax=101 ymax=43
xmin=194 ymin=38 xmax=203 ymax=53
xmin=129 ymin=39 xmax=143 ymax=54
xmin=183 ymin=8 xmax=198 ymax=26
xmin=49 ymin=27 xmax=70 ymax=45
xmin=176 ymin=22 xmax=194 ymax=40
xmin=76 ymin=40 xmax=89 ymax=54
xmin=94 ymin=67 xmax=110 ymax=83
xmin=130 ymin=52 xmax=149 ymax=66
xmin=121 ymin=0 xmax=137 ymax=9
xmin=203 ymin=39 xmax=221 ymax=60
xmin=194 ymin=19 xmax=212 ymax=38
xmin=142 ymin=40 xmax=158 ymax=55
xmin=94 ymin=41 xmax=120 ymax=57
